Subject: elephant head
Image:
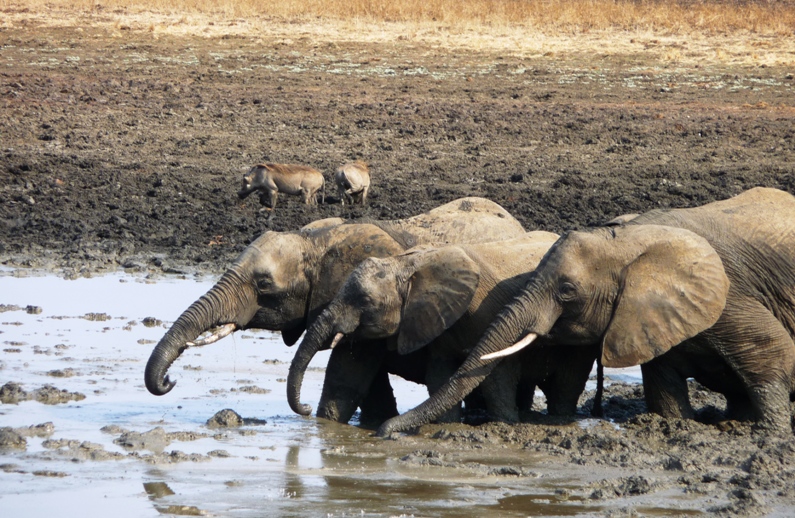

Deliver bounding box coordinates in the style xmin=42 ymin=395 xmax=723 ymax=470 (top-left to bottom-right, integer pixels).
xmin=287 ymin=247 xmax=481 ymax=416
xmin=376 ymin=224 xmax=730 ymax=435
xmin=144 ymin=223 xmax=404 ymax=396
xmin=145 ymin=197 xmax=526 ymax=397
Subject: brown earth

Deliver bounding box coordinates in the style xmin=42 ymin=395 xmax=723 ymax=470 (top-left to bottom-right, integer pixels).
xmin=2 ymin=13 xmax=794 ymax=277
xmin=2 ymin=10 xmax=795 ymax=516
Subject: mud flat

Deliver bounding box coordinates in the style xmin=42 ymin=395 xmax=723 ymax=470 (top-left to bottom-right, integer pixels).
xmin=1 ymin=272 xmax=794 ymax=516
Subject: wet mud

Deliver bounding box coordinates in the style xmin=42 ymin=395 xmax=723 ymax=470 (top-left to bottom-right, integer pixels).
xmin=2 ymin=11 xmax=795 ymax=517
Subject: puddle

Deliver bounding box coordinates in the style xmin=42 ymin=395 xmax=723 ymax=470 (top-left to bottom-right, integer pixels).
xmin=1 ymin=272 xmax=681 ymax=517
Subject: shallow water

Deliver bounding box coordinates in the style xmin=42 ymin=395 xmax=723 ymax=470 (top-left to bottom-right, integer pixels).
xmin=0 ymin=272 xmax=659 ymax=517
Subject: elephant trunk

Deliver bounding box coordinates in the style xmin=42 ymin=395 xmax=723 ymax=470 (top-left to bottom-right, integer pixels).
xmin=144 ymin=271 xmax=254 ymax=396
xmin=377 ymin=283 xmax=560 ymax=436
xmin=287 ymin=310 xmax=336 ymax=416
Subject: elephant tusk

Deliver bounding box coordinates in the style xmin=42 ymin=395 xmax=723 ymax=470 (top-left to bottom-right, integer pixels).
xmin=480 ymin=333 xmax=537 ymax=361
xmin=186 ymin=323 xmax=237 ymax=347
xmin=330 ymin=332 xmax=345 ymax=349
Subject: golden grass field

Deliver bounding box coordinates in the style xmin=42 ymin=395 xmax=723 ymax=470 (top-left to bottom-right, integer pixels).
xmin=2 ymin=0 xmax=794 ymax=68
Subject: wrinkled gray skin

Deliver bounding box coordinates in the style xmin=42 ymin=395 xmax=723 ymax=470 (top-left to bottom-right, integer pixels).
xmin=238 ymin=163 xmax=325 ymax=208
xmin=335 ymin=161 xmax=370 ymax=205
xmin=379 ymin=187 xmax=795 ymax=436
xmin=288 ymin=232 xmax=598 ymax=426
xmin=145 ymin=198 xmax=525 ymax=422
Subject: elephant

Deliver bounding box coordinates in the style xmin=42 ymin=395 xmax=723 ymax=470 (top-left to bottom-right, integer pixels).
xmin=378 ymin=187 xmax=795 ymax=436
xmin=144 ymin=197 xmax=526 ymax=422
xmin=287 ymin=232 xmax=599 ymax=426
xmin=335 ymin=161 xmax=371 ymax=205
xmin=238 ymin=163 xmax=325 ymax=208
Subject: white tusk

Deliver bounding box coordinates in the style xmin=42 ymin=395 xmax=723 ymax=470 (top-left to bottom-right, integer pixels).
xmin=330 ymin=332 xmax=345 ymax=349
xmin=186 ymin=323 xmax=237 ymax=347
xmin=480 ymin=333 xmax=537 ymax=361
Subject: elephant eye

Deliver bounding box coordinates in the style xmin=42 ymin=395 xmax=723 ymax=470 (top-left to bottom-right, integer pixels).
xmin=559 ymin=282 xmax=578 ymax=301
xmin=256 ymin=275 xmax=274 ymax=291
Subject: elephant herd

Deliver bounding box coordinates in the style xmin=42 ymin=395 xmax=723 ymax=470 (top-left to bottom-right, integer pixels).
xmin=145 ymin=188 xmax=795 ymax=436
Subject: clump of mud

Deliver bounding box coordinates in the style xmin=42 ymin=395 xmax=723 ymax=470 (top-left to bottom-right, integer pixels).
xmin=206 ymin=408 xmax=267 ymax=428
xmin=46 ymin=368 xmax=78 ymax=378
xmin=107 ymin=426 xmax=208 ymax=454
xmin=142 ymin=317 xmax=163 ymax=328
xmin=115 ymin=427 xmax=171 ymax=453
xmin=0 ymin=304 xmax=41 ymax=314
xmin=401 ymin=382 xmax=795 ymax=513
xmin=43 ymin=438 xmax=126 ymax=461
xmin=0 ymin=382 xmax=86 ymax=405
xmin=81 ymin=312 xmax=111 ymax=321
xmin=207 ymin=409 xmax=244 ymax=428
xmin=0 ymin=428 xmax=27 ymax=450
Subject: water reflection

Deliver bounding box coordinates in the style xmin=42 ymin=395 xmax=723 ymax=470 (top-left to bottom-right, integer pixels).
xmin=1 ymin=272 xmax=674 ymax=518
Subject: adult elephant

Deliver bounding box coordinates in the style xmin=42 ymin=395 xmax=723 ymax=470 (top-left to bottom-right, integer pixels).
xmin=287 ymin=232 xmax=598 ymax=425
xmin=144 ymin=198 xmax=526 ymax=420
xmin=378 ymin=187 xmax=795 ymax=436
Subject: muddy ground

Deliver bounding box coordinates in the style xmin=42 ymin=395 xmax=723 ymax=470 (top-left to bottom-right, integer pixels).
xmin=2 ymin=10 xmax=795 ymax=516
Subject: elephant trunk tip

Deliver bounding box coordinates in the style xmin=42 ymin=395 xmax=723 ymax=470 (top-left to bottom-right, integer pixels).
xmin=146 ymin=374 xmax=176 ymax=396
xmin=375 ymin=419 xmax=398 ymax=438
xmin=294 ymin=402 xmax=313 ymax=417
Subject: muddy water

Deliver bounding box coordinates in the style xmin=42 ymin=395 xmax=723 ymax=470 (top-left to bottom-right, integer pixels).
xmin=0 ymin=271 xmax=684 ymax=518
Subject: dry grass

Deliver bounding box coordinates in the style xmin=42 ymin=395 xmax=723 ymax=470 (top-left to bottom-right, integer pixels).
xmin=2 ymin=1 xmax=794 ymax=67
xmin=3 ymin=0 xmax=794 ymax=35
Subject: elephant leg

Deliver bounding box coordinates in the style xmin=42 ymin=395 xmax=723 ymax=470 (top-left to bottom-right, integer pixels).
xmin=316 ymin=341 xmax=386 ymax=424
xmin=717 ymin=303 xmax=795 ymax=434
xmin=357 ymin=367 xmax=398 ymax=427
xmin=540 ymin=345 xmax=597 ymax=416
xmin=478 ymin=360 xmax=520 ymax=423
xmin=641 ymin=358 xmax=694 ymax=419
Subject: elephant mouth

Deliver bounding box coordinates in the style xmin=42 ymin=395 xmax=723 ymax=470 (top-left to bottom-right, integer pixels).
xmin=186 ymin=323 xmax=238 ymax=347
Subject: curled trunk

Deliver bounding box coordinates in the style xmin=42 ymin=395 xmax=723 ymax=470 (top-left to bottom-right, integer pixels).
xmin=144 ymin=271 xmax=254 ymax=396
xmin=287 ymin=312 xmax=335 ymax=416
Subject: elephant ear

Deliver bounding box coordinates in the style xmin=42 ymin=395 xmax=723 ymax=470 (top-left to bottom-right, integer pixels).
xmin=602 ymin=226 xmax=730 ymax=368
xmin=307 ymin=224 xmax=405 ymax=323
xmin=396 ymin=247 xmax=480 ymax=355
xmin=281 ymin=325 xmax=305 ymax=346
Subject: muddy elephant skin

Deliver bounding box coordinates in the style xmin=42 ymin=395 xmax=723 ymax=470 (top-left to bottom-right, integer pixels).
xmin=144 ymin=197 xmax=526 ymax=423
xmin=379 ymin=187 xmax=795 ymax=436
xmin=288 ymin=232 xmax=597 ymax=426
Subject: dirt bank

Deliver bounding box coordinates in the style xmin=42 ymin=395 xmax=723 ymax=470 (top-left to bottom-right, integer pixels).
xmin=1 ymin=10 xmax=794 ymax=277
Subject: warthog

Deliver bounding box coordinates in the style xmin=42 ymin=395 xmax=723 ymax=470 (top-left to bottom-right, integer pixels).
xmin=238 ymin=163 xmax=325 ymax=208
xmin=335 ymin=161 xmax=371 ymax=205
